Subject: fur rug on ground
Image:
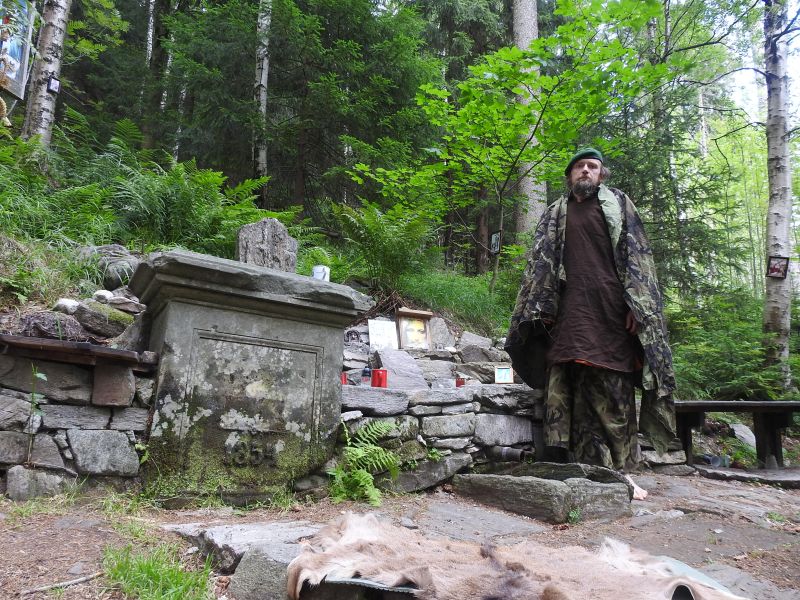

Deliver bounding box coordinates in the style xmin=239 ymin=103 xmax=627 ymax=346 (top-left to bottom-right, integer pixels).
xmin=287 ymin=513 xmax=746 ymax=600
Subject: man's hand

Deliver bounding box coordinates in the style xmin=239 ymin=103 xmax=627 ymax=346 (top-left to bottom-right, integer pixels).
xmin=625 ymin=311 xmax=638 ymax=335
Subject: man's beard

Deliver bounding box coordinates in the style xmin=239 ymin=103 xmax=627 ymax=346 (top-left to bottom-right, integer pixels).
xmin=572 ymin=179 xmax=597 ymax=197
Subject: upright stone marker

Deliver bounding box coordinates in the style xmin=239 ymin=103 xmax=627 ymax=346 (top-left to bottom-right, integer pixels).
xmin=130 ymin=250 xmax=372 ymax=501
xmin=236 ymin=218 xmax=298 ymax=273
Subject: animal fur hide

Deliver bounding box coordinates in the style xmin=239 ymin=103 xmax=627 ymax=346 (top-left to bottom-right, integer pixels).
xmin=287 ymin=513 xmax=747 ymax=600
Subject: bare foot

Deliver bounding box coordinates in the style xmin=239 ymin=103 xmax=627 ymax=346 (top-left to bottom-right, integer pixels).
xmin=624 ymin=474 xmax=648 ymax=500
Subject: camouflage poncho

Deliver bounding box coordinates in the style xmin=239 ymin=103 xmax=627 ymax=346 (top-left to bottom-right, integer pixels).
xmin=505 ymin=184 xmax=676 ymax=454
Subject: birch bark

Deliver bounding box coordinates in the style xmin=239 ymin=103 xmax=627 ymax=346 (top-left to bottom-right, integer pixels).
xmin=762 ymin=0 xmax=793 ymax=388
xmin=20 ymin=0 xmax=73 ymax=147
xmin=254 ymin=0 xmax=271 ymax=204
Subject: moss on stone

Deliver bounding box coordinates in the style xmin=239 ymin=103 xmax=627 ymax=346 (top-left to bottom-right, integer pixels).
xmin=86 ymin=300 xmax=135 ymax=325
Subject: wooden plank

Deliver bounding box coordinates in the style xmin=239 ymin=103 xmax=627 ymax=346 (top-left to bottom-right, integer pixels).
xmin=675 ymin=400 xmax=800 ymax=413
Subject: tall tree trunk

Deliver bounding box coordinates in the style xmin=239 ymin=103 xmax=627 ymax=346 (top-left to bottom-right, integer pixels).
xmin=762 ymin=0 xmax=793 ymax=389
xmin=512 ymin=0 xmax=546 ymax=237
xmin=142 ymin=0 xmax=171 ymax=148
xmin=254 ymin=0 xmax=271 ymax=205
xmin=21 ymin=0 xmax=73 ymax=147
xmin=475 ymin=199 xmax=489 ymax=275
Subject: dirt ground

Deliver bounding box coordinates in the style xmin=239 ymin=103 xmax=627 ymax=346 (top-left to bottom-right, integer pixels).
xmin=1 ymin=471 xmax=799 ymax=599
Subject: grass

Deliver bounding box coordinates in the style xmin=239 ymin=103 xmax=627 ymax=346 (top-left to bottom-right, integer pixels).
xmin=2 ymin=484 xmax=84 ymax=525
xmin=103 ymin=544 xmax=213 ymax=600
xmin=396 ymin=270 xmax=515 ymax=337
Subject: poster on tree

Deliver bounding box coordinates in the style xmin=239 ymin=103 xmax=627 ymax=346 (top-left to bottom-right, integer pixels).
xmin=0 ymin=0 xmax=34 ymax=99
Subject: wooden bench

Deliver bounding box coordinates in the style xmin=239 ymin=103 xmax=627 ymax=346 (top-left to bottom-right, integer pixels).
xmin=675 ymin=400 xmax=800 ymax=468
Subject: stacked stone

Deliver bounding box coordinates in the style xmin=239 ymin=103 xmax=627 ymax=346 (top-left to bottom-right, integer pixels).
xmin=339 ymin=382 xmax=543 ymax=493
xmin=0 ymin=350 xmax=156 ymax=500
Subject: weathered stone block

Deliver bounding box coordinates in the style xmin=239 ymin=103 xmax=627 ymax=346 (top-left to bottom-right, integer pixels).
xmin=454 ymin=474 xmax=572 ymax=522
xmin=0 ymin=394 xmax=33 ymax=430
xmin=41 ymin=405 xmax=110 ymax=429
xmin=0 ymin=432 xmax=65 ymax=470
xmin=441 ymin=403 xmax=473 ymax=415
xmin=416 ymin=359 xmax=455 ymax=384
xmin=373 ymin=349 xmax=428 ymax=390
xmin=129 ymin=250 xmax=372 ymax=498
xmin=74 ymin=300 xmax=133 ymax=338
xmin=92 ymin=364 xmax=135 ymax=407
xmin=67 ymin=429 xmax=139 ymax=476
xmin=459 ymin=345 xmax=508 ymax=363
xmin=428 ymin=317 xmax=456 ymax=349
xmin=134 ymin=376 xmax=156 ymax=406
xmin=408 ymin=388 xmax=474 ymax=407
xmin=341 ymin=387 xmax=409 ymax=416
xmin=473 ymin=384 xmax=544 ymax=415
xmin=641 ymin=449 xmax=687 ymax=465
xmin=421 ymin=414 xmax=476 ymax=438
xmin=6 ymin=465 xmax=72 ymax=501
xmin=0 ymin=356 xmax=91 ymax=405
xmin=236 ymin=218 xmax=298 ymax=273
xmin=430 ymin=437 xmax=471 ymax=450
xmin=407 ymin=405 xmax=441 ymax=416
xmin=111 ymin=407 xmax=150 ymax=431
xmin=474 ymin=414 xmax=533 ymax=446
xmin=380 ymin=452 xmax=472 ymax=492
xmin=564 ymin=478 xmax=632 ymax=521
xmin=458 ymin=331 xmax=492 ymax=349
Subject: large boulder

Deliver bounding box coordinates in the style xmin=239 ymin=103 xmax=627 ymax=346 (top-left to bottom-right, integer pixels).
xmin=236 ymin=218 xmax=298 ymax=273
xmin=373 ymin=349 xmax=428 ymax=390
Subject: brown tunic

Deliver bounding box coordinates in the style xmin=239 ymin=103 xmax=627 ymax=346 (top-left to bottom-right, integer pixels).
xmin=547 ymin=193 xmax=638 ymax=372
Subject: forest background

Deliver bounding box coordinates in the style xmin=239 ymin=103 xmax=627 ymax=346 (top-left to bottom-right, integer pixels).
xmin=0 ymin=0 xmax=799 ymax=403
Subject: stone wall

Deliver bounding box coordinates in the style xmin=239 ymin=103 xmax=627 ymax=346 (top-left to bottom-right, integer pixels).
xmin=0 ymin=336 xmax=156 ymax=500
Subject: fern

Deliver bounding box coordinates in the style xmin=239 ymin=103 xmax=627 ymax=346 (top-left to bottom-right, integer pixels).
xmin=328 ymin=420 xmax=401 ymax=506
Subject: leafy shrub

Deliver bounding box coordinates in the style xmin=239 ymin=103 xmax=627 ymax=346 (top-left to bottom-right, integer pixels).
xmin=332 ymin=202 xmax=435 ymax=290
xmin=667 ymin=290 xmax=783 ymax=400
xmin=328 ymin=420 xmax=400 ymax=506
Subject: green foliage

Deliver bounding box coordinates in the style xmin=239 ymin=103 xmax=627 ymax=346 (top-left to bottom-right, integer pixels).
xmin=397 ymin=269 xmax=516 ymax=337
xmin=333 ymin=202 xmax=436 ymax=290
xmin=668 ymin=290 xmax=783 ymax=400
xmin=567 ymin=507 xmax=582 ymax=524
xmin=425 ymin=447 xmax=444 ymax=462
xmin=328 ymin=420 xmax=400 ymax=506
xmin=103 ymin=544 xmax=213 ymax=600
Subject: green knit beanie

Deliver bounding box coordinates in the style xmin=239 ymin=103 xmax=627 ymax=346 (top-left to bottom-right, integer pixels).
xmin=564 ymin=147 xmax=603 ymax=175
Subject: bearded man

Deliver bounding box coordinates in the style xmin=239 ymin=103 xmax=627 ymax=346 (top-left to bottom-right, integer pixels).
xmin=505 ymin=148 xmax=676 ymax=499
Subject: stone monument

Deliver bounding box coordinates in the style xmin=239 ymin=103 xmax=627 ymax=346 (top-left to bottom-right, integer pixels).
xmin=129 ymin=250 xmax=372 ymax=502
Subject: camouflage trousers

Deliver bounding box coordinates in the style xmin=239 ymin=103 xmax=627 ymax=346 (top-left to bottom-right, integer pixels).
xmin=544 ymin=362 xmax=640 ymax=471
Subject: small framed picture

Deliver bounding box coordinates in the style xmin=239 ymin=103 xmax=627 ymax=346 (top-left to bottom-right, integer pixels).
xmin=490 ymin=231 xmax=501 ymax=255
xmin=766 ymin=256 xmax=789 ymax=279
xmin=494 ymin=366 xmax=514 ymax=384
xmin=397 ymin=316 xmax=430 ymax=350
xmin=368 ymin=319 xmax=399 ymax=351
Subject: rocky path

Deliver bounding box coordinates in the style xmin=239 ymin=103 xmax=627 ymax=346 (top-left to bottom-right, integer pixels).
xmin=1 ymin=470 xmax=799 ymax=599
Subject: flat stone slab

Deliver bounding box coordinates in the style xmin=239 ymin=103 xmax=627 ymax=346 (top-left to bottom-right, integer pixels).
xmin=41 ymin=405 xmax=111 ymax=429
xmin=458 ymin=331 xmax=492 ymax=349
xmin=408 ymin=388 xmax=474 ymax=407
xmin=414 ymin=497 xmax=547 ymax=543
xmin=381 ymin=452 xmax=472 ymax=493
xmin=5 ymin=465 xmax=73 ymax=501
xmin=164 ymin=520 xmax=320 ymax=572
xmin=0 ymin=355 xmax=92 ymax=405
xmin=473 ymin=384 xmax=543 ymax=417
xmin=341 ymin=387 xmax=409 ymax=416
xmin=695 ymin=466 xmax=800 ymax=489
xmin=373 ymin=349 xmax=428 ymax=390
xmin=421 ymin=414 xmax=475 ymax=438
xmin=453 ymin=472 xmax=631 ymax=523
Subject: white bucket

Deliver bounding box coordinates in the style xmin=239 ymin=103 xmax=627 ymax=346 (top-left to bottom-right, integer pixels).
xmin=311 ymin=265 xmax=330 ymax=281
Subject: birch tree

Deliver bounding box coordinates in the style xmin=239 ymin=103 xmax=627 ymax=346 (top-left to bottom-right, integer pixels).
xmin=21 ymin=0 xmax=73 ymax=147
xmin=511 ymin=0 xmax=547 ymax=237
xmin=761 ymin=0 xmax=795 ymax=388
xmin=254 ymin=0 xmax=271 ymax=204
